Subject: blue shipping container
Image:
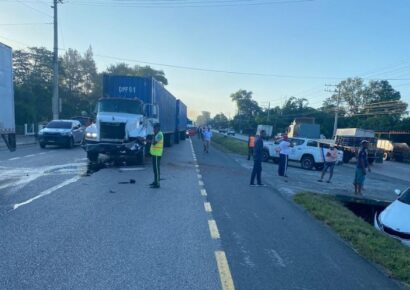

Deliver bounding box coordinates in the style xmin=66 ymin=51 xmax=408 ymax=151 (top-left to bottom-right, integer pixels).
xmin=103 ymin=74 xmax=182 ymax=134
xmin=176 ymin=99 xmax=187 ymax=132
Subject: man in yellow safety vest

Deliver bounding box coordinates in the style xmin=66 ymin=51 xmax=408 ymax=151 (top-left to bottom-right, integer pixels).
xmin=150 ymin=123 xmax=164 ymax=188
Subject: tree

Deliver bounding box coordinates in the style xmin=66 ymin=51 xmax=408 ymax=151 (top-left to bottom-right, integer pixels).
xmin=106 ymin=63 xmax=168 ymax=85
xmin=212 ymin=113 xmax=229 ymax=128
xmin=196 ymin=111 xmax=211 ymax=126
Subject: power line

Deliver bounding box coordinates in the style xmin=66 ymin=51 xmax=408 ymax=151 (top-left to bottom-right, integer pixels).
xmin=15 ymin=0 xmax=53 ymax=17
xmin=0 ymin=22 xmax=52 ymax=26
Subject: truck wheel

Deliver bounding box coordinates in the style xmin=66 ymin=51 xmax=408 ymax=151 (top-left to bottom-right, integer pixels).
xmin=87 ymin=152 xmax=99 ymax=163
xmin=262 ymin=149 xmax=270 ymax=162
xmin=39 ymin=142 xmax=46 ymax=149
xmin=315 ymin=163 xmax=324 ymax=171
xmin=383 ymin=152 xmax=390 ymax=161
xmin=343 ymin=152 xmax=351 ymax=163
xmin=301 ymin=155 xmax=314 ymax=170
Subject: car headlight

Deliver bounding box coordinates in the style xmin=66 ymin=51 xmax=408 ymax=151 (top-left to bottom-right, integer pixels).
xmin=86 ymin=132 xmax=98 ymax=139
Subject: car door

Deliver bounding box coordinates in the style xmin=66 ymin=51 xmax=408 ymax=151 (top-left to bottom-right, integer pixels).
xmin=289 ymin=138 xmax=305 ymax=161
xmin=72 ymin=121 xmax=83 ymax=143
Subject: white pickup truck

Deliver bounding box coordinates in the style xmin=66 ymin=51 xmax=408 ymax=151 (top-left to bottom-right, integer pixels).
xmin=263 ymin=137 xmax=344 ymax=170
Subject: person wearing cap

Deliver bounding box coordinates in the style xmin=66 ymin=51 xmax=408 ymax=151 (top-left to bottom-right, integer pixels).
xmin=354 ymin=140 xmax=371 ymax=195
xmin=150 ymin=123 xmax=163 ymax=188
xmin=278 ymin=134 xmax=292 ymax=177
xmin=318 ymin=144 xmax=338 ymax=183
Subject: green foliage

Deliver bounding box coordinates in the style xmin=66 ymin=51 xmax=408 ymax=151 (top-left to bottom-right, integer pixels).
xmin=294 ymin=192 xmax=410 ymax=287
xmin=211 ymin=113 xmax=229 ymax=129
xmin=196 ymin=111 xmax=211 ymax=126
xmin=106 ymin=63 xmax=168 ymax=85
xmin=211 ymin=133 xmax=248 ymax=155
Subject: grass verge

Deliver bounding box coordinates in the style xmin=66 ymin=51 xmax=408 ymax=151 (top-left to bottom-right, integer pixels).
xmin=294 ymin=192 xmax=410 ymax=288
xmin=211 ymin=133 xmax=248 ymax=156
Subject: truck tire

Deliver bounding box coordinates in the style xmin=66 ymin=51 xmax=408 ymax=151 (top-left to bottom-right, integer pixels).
xmin=301 ymin=155 xmax=314 ymax=170
xmin=343 ymin=152 xmax=352 ymax=163
xmin=87 ymin=151 xmax=99 ymax=163
xmin=262 ymin=149 xmax=270 ymax=162
xmin=383 ymin=152 xmax=390 ymax=161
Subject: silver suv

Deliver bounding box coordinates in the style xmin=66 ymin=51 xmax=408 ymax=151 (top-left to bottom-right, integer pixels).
xmin=38 ymin=120 xmax=85 ymax=149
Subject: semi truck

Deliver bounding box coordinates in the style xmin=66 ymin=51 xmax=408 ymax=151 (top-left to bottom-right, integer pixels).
xmin=83 ymin=75 xmax=187 ymax=163
xmin=335 ymin=128 xmax=383 ymax=164
xmin=0 ymin=42 xmax=16 ymax=152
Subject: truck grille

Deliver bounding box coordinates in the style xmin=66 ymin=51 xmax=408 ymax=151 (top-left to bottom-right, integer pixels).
xmin=100 ymin=122 xmax=125 ymax=141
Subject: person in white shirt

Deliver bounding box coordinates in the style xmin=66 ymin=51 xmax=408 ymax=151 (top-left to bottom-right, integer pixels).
xmin=203 ymin=127 xmax=212 ymax=153
xmin=318 ymin=145 xmax=338 ymax=183
xmin=278 ymin=134 xmax=291 ymax=177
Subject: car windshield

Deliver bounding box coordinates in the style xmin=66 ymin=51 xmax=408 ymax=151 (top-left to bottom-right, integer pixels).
xmin=398 ymin=188 xmax=410 ymax=205
xmin=46 ymin=121 xmax=72 ymax=129
xmin=98 ymin=99 xmax=142 ymax=114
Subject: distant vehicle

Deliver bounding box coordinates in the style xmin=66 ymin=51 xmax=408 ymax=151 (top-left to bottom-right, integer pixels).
xmin=257 ymin=125 xmax=273 ymax=138
xmin=263 ymin=137 xmax=343 ymax=170
xmin=226 ymin=129 xmax=235 ymax=136
xmin=377 ymin=139 xmax=410 ymax=162
xmin=0 ymin=42 xmax=16 ymax=152
xmin=186 ymin=125 xmax=196 ymax=137
xmin=218 ymin=128 xmax=227 ymax=134
xmin=335 ymin=128 xmax=383 ymax=164
xmin=374 ymin=187 xmax=410 ymax=247
xmin=38 ymin=120 xmax=85 ymax=148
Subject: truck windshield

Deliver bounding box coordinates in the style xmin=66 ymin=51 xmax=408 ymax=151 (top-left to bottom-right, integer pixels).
xmin=98 ymin=99 xmax=142 ymax=114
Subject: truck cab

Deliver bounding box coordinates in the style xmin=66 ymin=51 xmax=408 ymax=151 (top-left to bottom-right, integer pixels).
xmin=83 ymin=98 xmax=148 ymax=163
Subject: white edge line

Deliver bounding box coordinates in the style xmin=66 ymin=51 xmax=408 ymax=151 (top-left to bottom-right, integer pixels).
xmin=13 ymin=176 xmax=81 ymax=210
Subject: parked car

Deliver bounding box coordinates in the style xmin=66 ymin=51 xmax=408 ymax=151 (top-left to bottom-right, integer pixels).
xmin=374 ymin=187 xmax=410 ymax=246
xmin=186 ymin=127 xmax=196 ymax=137
xmin=218 ymin=128 xmax=227 ymax=134
xmin=226 ymin=129 xmax=235 ymax=136
xmin=38 ymin=120 xmax=85 ymax=148
xmin=263 ymin=137 xmax=343 ymax=170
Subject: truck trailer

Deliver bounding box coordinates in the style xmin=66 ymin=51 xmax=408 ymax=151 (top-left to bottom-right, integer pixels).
xmin=0 ymin=42 xmax=16 ymax=151
xmin=83 ymin=75 xmax=187 ymax=163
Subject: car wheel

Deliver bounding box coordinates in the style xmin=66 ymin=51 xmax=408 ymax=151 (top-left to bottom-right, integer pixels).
xmin=67 ymin=137 xmax=74 ymax=149
xmin=39 ymin=142 xmax=46 ymax=149
xmin=262 ymin=149 xmax=270 ymax=162
xmin=301 ymin=155 xmax=314 ymax=170
xmin=87 ymin=151 xmax=99 ymax=162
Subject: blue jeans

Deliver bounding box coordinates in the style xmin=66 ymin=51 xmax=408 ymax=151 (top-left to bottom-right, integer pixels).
xmin=250 ymin=160 xmax=262 ymax=185
xmin=321 ymin=161 xmax=335 ymax=181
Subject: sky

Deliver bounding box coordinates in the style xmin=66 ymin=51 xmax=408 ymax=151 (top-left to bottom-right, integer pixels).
xmin=1 ymin=0 xmax=410 ymax=120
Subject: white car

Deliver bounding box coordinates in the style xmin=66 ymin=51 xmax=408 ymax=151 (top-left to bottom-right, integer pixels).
xmin=374 ymin=187 xmax=410 ymax=246
xmin=263 ymin=137 xmax=344 ymax=170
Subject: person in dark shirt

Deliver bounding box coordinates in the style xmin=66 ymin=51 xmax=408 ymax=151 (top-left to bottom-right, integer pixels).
xmin=353 ymin=140 xmax=371 ymax=195
xmin=250 ymin=130 xmax=266 ymax=186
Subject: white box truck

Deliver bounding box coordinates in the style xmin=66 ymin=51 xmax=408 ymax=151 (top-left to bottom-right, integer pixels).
xmin=0 ymin=42 xmax=16 ymax=151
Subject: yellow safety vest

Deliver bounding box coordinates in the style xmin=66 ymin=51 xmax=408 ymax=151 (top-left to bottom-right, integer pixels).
xmin=150 ymin=131 xmax=164 ymax=156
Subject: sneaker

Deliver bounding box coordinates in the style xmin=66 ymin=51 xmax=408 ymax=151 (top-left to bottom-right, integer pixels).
xmin=317 ymin=179 xmax=323 ymax=182
xmin=326 ymin=180 xmax=331 ymax=183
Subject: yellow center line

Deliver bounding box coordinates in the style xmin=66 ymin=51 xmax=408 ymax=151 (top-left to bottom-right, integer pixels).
xmin=208 ymin=220 xmax=220 ymax=239
xmin=215 ymin=251 xmax=236 ymax=290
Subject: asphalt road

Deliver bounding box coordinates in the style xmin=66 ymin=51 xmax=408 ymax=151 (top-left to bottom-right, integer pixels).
xmin=193 ymin=138 xmax=404 ymax=290
xmin=0 ymin=140 xmax=405 ymax=289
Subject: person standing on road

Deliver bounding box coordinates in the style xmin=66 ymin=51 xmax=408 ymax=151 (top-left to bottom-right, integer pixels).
xmin=354 ymin=140 xmax=371 ymax=195
xmin=150 ymin=123 xmax=163 ymax=189
xmin=250 ymin=130 xmax=266 ymax=186
xmin=247 ymin=134 xmax=255 ymax=160
xmin=203 ymin=127 xmax=212 ymax=153
xmin=278 ymin=134 xmax=292 ymax=177
xmin=318 ymin=145 xmax=338 ymax=183
xmin=197 ymin=127 xmax=202 ymax=139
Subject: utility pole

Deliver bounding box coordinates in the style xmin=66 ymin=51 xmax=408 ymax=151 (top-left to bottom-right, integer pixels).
xmin=52 ymin=0 xmax=62 ymax=120
xmin=325 ymin=84 xmax=341 ymax=138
